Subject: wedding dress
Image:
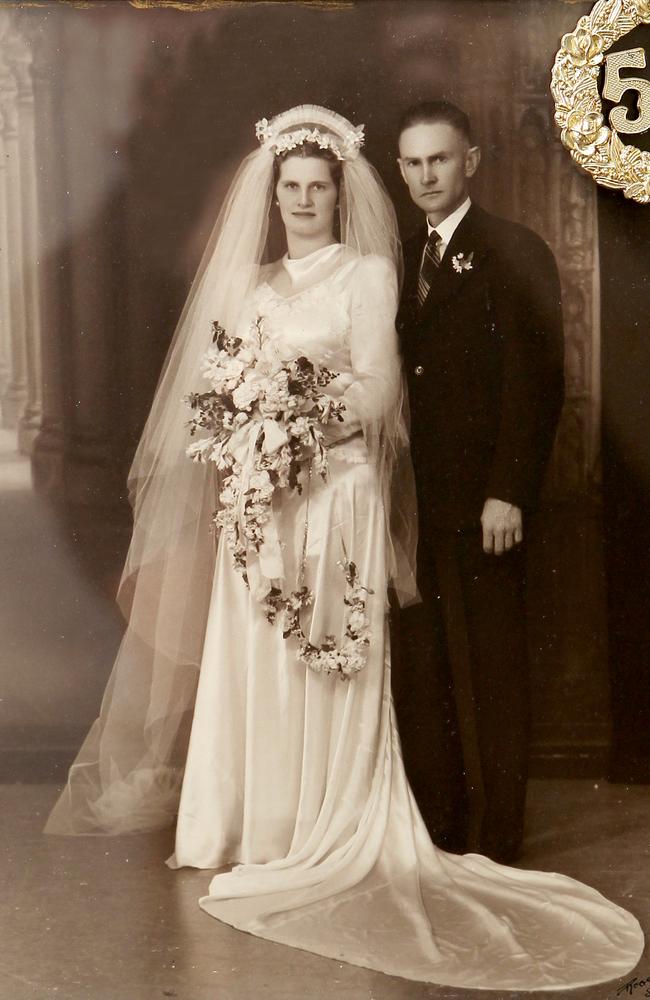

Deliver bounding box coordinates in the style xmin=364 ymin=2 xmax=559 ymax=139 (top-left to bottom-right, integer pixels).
xmin=167 ymin=242 xmax=643 ymax=991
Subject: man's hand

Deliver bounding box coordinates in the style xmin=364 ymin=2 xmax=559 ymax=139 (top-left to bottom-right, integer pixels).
xmin=480 ymin=498 xmax=523 ymax=555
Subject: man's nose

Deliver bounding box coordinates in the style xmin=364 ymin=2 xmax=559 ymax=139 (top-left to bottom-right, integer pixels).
xmin=421 ymin=165 xmax=437 ymax=186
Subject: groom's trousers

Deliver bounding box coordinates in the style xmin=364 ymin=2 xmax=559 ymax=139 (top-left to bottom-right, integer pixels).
xmin=392 ymin=527 xmax=530 ymax=864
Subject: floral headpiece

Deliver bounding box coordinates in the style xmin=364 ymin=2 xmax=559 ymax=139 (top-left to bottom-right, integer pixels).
xmin=255 ymin=104 xmax=365 ymax=162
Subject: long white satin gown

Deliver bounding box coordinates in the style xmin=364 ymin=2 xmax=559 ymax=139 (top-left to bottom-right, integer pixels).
xmin=168 ymin=243 xmax=644 ymax=990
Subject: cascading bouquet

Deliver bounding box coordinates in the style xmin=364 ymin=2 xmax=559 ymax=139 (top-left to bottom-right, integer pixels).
xmin=184 ymin=317 xmax=373 ymax=679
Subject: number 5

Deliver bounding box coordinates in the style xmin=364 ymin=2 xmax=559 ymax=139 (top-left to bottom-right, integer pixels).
xmin=603 ymin=47 xmax=650 ymax=135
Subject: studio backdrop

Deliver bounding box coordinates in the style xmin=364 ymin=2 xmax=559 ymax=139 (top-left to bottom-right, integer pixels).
xmin=0 ymin=0 xmax=646 ymax=782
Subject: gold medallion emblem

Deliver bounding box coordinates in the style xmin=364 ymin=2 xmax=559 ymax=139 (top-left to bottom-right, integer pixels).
xmin=552 ymin=0 xmax=650 ymax=203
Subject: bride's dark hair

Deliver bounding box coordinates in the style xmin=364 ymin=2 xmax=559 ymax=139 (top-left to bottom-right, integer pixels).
xmin=273 ymin=140 xmax=343 ymax=189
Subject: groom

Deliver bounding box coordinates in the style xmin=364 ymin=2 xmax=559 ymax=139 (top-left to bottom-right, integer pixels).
xmin=392 ymin=101 xmax=564 ymax=863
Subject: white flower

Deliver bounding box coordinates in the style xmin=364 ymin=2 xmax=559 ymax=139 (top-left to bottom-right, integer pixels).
xmin=290 ymin=415 xmax=314 ymax=447
xmin=259 ymin=373 xmax=292 ymax=415
xmin=242 ymin=319 xmax=280 ymax=359
xmin=232 ymin=376 xmax=261 ymax=410
xmin=260 ymin=445 xmax=291 ymax=474
xmin=237 ymin=346 xmax=256 ymax=366
xmin=320 ymin=649 xmax=340 ymax=672
xmin=249 ymin=469 xmax=273 ymax=495
xmin=212 ymin=441 xmax=233 ymax=470
xmin=347 ymin=608 xmax=368 ymax=633
xmin=256 ymin=124 xmax=364 ymax=163
xmin=219 ymin=482 xmax=239 ymax=508
xmin=201 ymin=350 xmax=245 ymax=386
xmin=186 ymin=437 xmax=214 ymax=462
xmin=452 ymin=252 xmax=474 ymax=274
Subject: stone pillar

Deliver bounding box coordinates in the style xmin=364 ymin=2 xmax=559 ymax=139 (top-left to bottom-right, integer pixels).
xmin=0 ymin=99 xmax=11 ymax=413
xmin=23 ymin=11 xmax=68 ymax=498
xmin=11 ymin=36 xmax=42 ymax=455
xmin=0 ymin=25 xmax=28 ymax=431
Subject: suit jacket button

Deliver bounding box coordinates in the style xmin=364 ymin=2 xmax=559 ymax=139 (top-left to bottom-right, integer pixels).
xmin=414 ymin=365 xmax=424 ymax=376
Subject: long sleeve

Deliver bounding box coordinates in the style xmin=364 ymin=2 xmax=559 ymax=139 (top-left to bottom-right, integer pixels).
xmin=339 ymin=254 xmax=402 ymax=427
xmin=337 ymin=254 xmax=417 ymax=606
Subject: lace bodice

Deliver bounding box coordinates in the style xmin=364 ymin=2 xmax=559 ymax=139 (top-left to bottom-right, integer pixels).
xmin=251 ymin=246 xmax=356 ymax=372
xmin=253 ymin=279 xmax=350 ymax=369
xmin=240 ymin=243 xmax=401 ymax=429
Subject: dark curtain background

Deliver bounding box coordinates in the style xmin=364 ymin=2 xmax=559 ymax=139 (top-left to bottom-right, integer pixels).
xmin=600 ymin=191 xmax=650 ymax=783
xmin=9 ymin=0 xmax=645 ymax=782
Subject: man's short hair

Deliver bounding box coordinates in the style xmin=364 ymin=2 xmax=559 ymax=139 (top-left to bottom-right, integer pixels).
xmin=397 ymin=101 xmax=473 ymax=146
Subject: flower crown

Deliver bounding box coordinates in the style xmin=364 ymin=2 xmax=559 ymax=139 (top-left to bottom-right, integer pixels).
xmin=255 ymin=104 xmax=365 ymax=162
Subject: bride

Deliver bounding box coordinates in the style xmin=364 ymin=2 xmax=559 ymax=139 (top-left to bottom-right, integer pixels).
xmin=46 ymin=104 xmax=643 ymax=990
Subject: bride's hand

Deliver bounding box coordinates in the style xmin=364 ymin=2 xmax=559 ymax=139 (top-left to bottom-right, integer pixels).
xmin=321 ymin=410 xmax=362 ymax=445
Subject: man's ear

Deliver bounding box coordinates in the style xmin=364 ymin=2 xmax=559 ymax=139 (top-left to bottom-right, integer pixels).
xmin=465 ymin=145 xmax=481 ymax=179
xmin=396 ymin=157 xmax=408 ymax=185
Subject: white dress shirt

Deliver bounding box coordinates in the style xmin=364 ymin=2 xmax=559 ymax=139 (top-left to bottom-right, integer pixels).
xmin=426 ymin=197 xmax=472 ymax=261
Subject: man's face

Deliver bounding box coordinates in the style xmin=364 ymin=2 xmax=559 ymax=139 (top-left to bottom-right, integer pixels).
xmin=397 ymin=121 xmax=480 ymax=225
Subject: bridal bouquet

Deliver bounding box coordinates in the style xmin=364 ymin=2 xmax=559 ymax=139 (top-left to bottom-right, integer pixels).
xmin=185 ymin=316 xmax=345 ymax=578
xmin=185 ymin=316 xmax=373 ymax=680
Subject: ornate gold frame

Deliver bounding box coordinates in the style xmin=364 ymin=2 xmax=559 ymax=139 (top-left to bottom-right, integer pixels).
xmin=552 ymin=0 xmax=650 ymax=203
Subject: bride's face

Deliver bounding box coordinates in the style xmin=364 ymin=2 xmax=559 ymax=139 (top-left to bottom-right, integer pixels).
xmin=275 ymin=156 xmax=338 ymax=243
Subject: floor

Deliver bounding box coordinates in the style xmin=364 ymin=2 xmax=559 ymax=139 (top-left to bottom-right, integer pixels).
xmin=0 ymin=429 xmax=123 ymax=777
xmin=1 ymin=434 xmax=649 ymax=1000
xmin=1 ymin=779 xmax=648 ymax=1000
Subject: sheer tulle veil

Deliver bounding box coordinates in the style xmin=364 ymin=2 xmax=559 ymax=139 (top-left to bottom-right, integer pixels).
xmin=45 ymin=105 xmax=417 ymax=835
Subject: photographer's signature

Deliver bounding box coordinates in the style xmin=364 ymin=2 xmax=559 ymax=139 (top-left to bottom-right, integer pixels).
xmin=616 ymin=975 xmax=650 ymax=998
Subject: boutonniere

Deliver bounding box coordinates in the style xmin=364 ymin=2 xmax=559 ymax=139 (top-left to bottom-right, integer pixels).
xmin=451 ymin=251 xmax=474 ymax=274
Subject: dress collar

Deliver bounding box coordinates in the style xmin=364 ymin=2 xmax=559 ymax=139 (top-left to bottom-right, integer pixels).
xmin=282 ymin=243 xmax=343 ymax=284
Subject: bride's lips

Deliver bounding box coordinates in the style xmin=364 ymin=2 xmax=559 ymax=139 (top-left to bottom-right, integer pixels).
xmin=293 ymin=211 xmax=316 ymax=216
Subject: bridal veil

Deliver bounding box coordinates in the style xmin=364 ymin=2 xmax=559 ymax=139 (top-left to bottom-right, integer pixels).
xmin=45 ymin=105 xmax=417 ymax=835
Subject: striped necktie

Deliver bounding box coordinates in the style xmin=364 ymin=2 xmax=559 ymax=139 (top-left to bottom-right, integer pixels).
xmin=417 ymin=229 xmax=442 ymax=308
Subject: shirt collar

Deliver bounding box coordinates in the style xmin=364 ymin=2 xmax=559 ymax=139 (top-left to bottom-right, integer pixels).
xmin=426 ymin=197 xmax=472 ymax=248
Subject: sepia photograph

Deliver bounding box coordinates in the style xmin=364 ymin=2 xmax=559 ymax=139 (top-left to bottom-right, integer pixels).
xmin=1 ymin=0 xmax=649 ymax=997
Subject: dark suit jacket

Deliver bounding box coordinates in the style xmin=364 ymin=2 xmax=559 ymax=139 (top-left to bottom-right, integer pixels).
xmin=398 ymin=202 xmax=564 ymax=533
